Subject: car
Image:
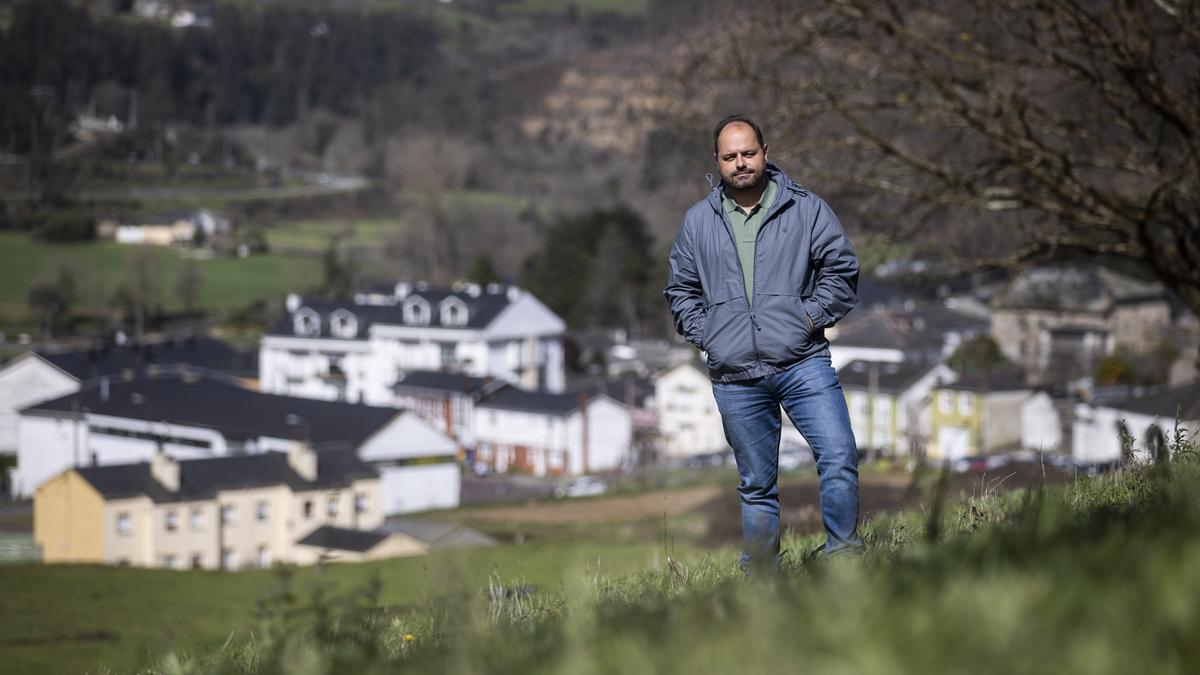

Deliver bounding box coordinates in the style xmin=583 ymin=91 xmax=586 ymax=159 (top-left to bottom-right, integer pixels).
xmin=553 ymin=476 xmax=607 ymax=499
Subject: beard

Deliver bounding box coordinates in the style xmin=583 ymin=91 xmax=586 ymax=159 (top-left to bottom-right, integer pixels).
xmin=726 ymin=168 xmax=764 ymax=190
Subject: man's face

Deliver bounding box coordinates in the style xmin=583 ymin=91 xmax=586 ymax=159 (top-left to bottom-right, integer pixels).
xmin=715 ymin=122 xmax=768 ymax=191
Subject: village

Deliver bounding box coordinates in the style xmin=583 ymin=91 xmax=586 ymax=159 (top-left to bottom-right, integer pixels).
xmin=2 ymin=254 xmax=1196 ymax=570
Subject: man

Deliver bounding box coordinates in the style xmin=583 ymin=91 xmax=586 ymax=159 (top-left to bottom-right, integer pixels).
xmin=664 ymin=114 xmax=862 ymax=570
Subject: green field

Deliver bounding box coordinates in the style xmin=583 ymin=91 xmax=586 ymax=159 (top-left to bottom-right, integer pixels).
xmin=0 ymin=540 xmax=684 ymax=675
xmin=264 ymin=218 xmax=404 ymax=253
xmin=0 ymin=233 xmax=322 ymax=324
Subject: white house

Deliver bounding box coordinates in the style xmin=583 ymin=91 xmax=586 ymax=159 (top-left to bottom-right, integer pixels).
xmin=654 ymin=361 xmax=726 ymax=458
xmin=259 ymin=282 xmax=566 ymax=407
xmin=391 ymin=370 xmax=509 ymax=448
xmin=0 ymin=336 xmax=257 ymax=456
xmin=1072 ymin=383 xmax=1200 ymax=463
xmin=13 ymin=373 xmax=460 ymax=514
xmin=473 ymin=387 xmax=631 ymax=477
xmin=838 ymin=360 xmax=957 ymax=456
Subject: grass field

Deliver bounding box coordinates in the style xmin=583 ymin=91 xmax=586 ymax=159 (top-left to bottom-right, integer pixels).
xmin=0 ymin=540 xmax=685 ymax=675
xmin=0 ymin=233 xmax=322 ymax=324
xmin=264 ymin=218 xmax=404 ymax=253
xmin=164 ymin=450 xmax=1199 ymax=675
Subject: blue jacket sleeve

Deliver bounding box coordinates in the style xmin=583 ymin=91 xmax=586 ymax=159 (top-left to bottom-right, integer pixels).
xmin=664 ymin=218 xmax=707 ymax=348
xmin=802 ymin=198 xmax=859 ymax=329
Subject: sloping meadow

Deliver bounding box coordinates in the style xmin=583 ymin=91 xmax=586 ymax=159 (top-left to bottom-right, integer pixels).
xmin=158 ymin=443 xmax=1200 ymax=675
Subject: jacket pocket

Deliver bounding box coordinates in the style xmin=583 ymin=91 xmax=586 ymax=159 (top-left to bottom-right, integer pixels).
xmin=754 ymin=293 xmax=813 ymax=366
xmin=702 ymin=293 xmax=754 ymax=373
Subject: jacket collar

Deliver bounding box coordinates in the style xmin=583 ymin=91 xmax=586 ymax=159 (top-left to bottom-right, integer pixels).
xmin=706 ymin=163 xmax=806 ymax=215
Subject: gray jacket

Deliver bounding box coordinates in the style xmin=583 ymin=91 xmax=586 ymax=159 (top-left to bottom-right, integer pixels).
xmin=664 ymin=165 xmax=859 ymax=382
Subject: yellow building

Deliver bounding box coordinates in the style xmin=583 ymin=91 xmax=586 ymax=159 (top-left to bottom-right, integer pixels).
xmin=929 ymin=372 xmax=1031 ymax=461
xmin=35 ymin=444 xmax=427 ymax=569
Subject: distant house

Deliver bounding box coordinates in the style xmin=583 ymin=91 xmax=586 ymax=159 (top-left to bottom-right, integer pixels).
xmin=259 ymin=282 xmax=566 ymax=406
xmin=654 ymin=361 xmax=725 ymax=459
xmin=34 ymin=445 xmax=423 ymax=568
xmin=391 ymin=370 xmax=509 ymax=447
xmin=839 ymin=360 xmax=957 ymax=457
xmin=990 ymin=265 xmax=1172 ymax=384
xmin=102 ymin=209 xmax=231 ymax=247
xmin=0 ymin=336 xmax=257 ymax=456
xmin=1072 ymin=383 xmax=1200 ymax=463
xmin=13 ymin=374 xmax=460 ymax=515
xmin=928 ymin=371 xmax=1031 ymax=460
xmin=473 ymin=387 xmax=630 ymax=476
xmin=827 ymin=304 xmax=988 ymax=369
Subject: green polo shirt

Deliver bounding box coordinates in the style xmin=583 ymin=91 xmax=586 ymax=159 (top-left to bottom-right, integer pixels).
xmin=722 ymin=178 xmax=778 ymax=307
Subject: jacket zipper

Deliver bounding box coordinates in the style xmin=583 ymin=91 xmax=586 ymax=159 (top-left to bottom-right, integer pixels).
xmin=718 ymin=208 xmax=762 ymax=364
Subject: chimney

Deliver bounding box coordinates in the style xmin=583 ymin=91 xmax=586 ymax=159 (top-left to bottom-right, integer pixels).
xmin=286 ymin=293 xmax=302 ymax=313
xmin=395 ymin=281 xmax=412 ymax=299
xmin=100 ymin=376 xmax=110 ymax=402
xmin=150 ymin=452 xmax=179 ymax=492
xmin=287 ymin=441 xmax=318 ymax=482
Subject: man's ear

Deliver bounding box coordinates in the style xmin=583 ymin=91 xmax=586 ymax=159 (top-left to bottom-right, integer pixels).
xmin=762 ymin=144 xmax=769 ymax=160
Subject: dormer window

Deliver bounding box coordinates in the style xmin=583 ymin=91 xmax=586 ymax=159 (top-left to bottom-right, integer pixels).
xmin=404 ymin=296 xmax=431 ymax=325
xmin=293 ymin=308 xmax=320 ymax=337
xmin=440 ymin=297 xmax=468 ymax=327
xmin=329 ymin=309 xmax=358 ymax=339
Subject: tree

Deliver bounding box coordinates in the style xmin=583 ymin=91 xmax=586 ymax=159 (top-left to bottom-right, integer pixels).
xmin=174 ymin=258 xmax=202 ymax=313
xmin=112 ymin=246 xmax=160 ymax=340
xmin=687 ymin=1 xmax=1200 ymax=326
xmin=947 ymin=335 xmax=1008 ymax=377
xmin=27 ymin=266 xmax=75 ymax=340
xmin=465 ymin=254 xmax=500 ymax=285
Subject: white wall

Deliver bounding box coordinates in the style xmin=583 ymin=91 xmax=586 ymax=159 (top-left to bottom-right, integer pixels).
xmin=829 ymin=345 xmax=905 ymax=370
xmin=1073 ymin=405 xmax=1198 ymax=463
xmin=566 ymin=397 xmax=631 ymax=474
xmin=654 ymin=365 xmax=725 ymax=458
xmin=378 ymin=463 xmax=461 ymax=514
xmin=1021 ymin=392 xmax=1062 ymax=451
xmin=357 ymin=413 xmax=458 ymax=461
xmin=0 ymin=355 xmax=79 ymax=455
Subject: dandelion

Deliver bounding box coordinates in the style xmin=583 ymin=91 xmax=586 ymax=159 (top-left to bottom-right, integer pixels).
xmin=404 ymin=634 xmax=414 ymax=642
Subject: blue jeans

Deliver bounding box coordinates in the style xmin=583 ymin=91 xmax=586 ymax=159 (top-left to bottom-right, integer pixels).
xmin=711 ymin=352 xmax=862 ymax=570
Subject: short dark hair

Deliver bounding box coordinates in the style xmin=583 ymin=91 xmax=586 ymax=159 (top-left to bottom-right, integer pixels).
xmin=713 ymin=114 xmax=765 ymax=154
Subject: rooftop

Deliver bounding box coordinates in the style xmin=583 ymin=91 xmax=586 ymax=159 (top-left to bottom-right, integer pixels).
xmin=24 ymin=373 xmax=402 ymax=450
xmin=296 ymin=526 xmax=391 ymax=553
xmin=33 ymin=336 xmax=257 ymax=382
xmin=838 ymin=360 xmax=948 ymax=394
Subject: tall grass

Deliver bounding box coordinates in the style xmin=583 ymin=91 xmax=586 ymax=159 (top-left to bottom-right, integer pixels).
xmin=154 ymin=431 xmax=1200 ymax=675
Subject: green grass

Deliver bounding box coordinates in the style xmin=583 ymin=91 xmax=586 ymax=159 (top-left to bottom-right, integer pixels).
xmin=264 ymin=218 xmax=405 ymax=253
xmin=159 ymin=448 xmax=1200 ymax=675
xmin=0 ymin=541 xmax=682 ymax=675
xmin=0 ymin=233 xmax=321 ymax=323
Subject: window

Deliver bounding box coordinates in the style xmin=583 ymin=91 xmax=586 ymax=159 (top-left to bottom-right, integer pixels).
xmin=164 ymin=510 xmax=178 ymax=532
xmin=958 ymin=392 xmax=973 ymax=415
xmin=191 ymin=553 xmax=204 ymax=569
xmin=257 ymin=546 xmax=270 ymax=568
xmin=303 ymin=499 xmax=314 ymax=518
xmin=116 ymin=512 xmax=132 ymax=536
xmin=163 ymin=554 xmax=177 ymax=569
xmin=355 ymin=493 xmax=369 ymax=514
xmin=326 ymin=495 xmax=339 ymax=518
xmin=440 ymin=342 xmax=456 ymax=368
xmin=329 ymin=310 xmax=358 ymax=338
xmin=256 ymin=500 xmax=269 ymax=522
xmin=293 ymin=308 xmax=320 ymax=337
xmin=403 ymin=297 xmax=431 ymax=325
xmin=222 ymin=548 xmax=238 ymax=570
xmin=440 ymin=298 xmax=468 ymax=327
xmin=190 ymin=508 xmax=204 ymax=530
xmin=938 ymin=392 xmax=953 ymax=414
xmin=220 ymin=505 xmax=236 ymax=525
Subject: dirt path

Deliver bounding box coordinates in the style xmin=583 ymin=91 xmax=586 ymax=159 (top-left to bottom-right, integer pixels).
xmin=452 ymin=485 xmax=726 ymax=525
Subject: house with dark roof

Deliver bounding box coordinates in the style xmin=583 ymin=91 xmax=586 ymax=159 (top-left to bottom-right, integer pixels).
xmin=838 ymin=360 xmax=957 ymax=456
xmin=473 ymin=386 xmax=630 ymax=476
xmin=34 ymin=444 xmax=425 ymax=568
xmin=1072 ymin=382 xmax=1200 ymax=463
xmin=990 ymin=264 xmax=1177 ymax=384
xmin=392 ymin=370 xmax=510 ymax=445
xmin=827 ymin=304 xmax=988 ymax=369
xmin=0 ymin=335 xmax=257 ymax=456
xmin=929 ymin=371 xmax=1032 ymax=460
xmin=258 ymin=281 xmax=566 ymax=406
xmin=12 ymin=373 xmax=460 ymax=515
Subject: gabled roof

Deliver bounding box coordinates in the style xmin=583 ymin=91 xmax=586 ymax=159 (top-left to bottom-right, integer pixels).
xmin=266 ymin=284 xmax=523 ymax=339
xmin=75 ymin=450 xmax=375 ymax=503
xmin=297 ymin=525 xmax=390 ymax=553
xmin=567 ymin=376 xmax=655 ymax=408
xmin=30 ymin=336 xmax=257 ymax=382
xmin=477 ymin=387 xmax=610 ymax=416
xmin=1097 ymin=382 xmax=1200 ymax=420
xmin=838 ymin=360 xmax=949 ymax=395
xmin=384 ymin=518 xmax=496 ymax=548
xmin=941 ymin=370 xmax=1030 ymax=393
xmin=23 ymin=374 xmax=401 ymax=450
xmin=994 ymin=265 xmax=1164 ymax=313
xmin=392 ymin=370 xmax=509 ymax=398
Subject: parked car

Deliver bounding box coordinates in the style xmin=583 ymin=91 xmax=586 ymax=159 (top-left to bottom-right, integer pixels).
xmin=553 ymin=476 xmax=607 ymax=499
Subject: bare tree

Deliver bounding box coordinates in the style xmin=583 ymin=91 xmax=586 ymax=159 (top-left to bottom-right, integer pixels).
xmin=680 ymin=0 xmax=1200 ymax=321
xmin=174 ymin=258 xmax=203 ymax=313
